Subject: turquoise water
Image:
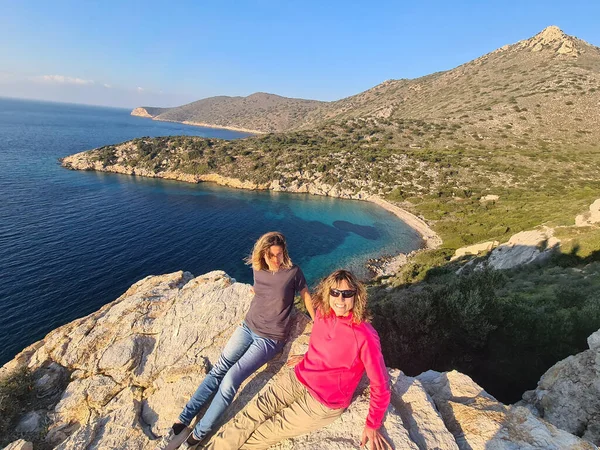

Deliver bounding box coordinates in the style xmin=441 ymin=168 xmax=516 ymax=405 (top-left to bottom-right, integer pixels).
xmin=0 ymin=97 xmax=422 ymax=365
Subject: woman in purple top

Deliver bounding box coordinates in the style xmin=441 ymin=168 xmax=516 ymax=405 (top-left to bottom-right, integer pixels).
xmin=155 ymin=231 xmax=314 ymax=450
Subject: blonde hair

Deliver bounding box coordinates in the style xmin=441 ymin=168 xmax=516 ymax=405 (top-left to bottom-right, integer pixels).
xmin=313 ymin=270 xmax=369 ymax=324
xmin=247 ymin=231 xmax=293 ymax=271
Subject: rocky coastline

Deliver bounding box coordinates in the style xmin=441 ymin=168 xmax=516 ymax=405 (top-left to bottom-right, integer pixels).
xmin=2 ymin=270 xmax=598 ymax=449
xmin=60 ymin=152 xmax=442 ymax=255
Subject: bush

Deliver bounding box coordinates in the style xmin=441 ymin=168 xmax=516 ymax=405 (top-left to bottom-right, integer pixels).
xmin=0 ymin=367 xmax=34 ymax=446
xmin=371 ymin=261 xmax=600 ymax=403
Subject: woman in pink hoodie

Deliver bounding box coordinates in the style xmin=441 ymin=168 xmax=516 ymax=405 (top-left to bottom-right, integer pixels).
xmin=205 ymin=269 xmax=392 ymax=450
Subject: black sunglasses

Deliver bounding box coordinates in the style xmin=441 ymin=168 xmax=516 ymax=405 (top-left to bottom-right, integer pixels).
xmin=329 ymin=288 xmax=356 ymax=298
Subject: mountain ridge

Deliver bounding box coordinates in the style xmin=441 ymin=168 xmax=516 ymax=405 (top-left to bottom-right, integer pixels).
xmin=132 ymin=25 xmax=600 ymax=140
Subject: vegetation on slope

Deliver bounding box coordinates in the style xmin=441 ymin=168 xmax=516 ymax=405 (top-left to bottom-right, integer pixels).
xmin=150 ymin=92 xmax=324 ymax=133
xmin=369 ymin=242 xmax=600 ymax=403
xmin=0 ymin=368 xmax=35 ymax=447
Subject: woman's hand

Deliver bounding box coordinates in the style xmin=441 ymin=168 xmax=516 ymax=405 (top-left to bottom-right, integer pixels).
xmin=360 ymin=426 xmax=392 ymax=450
xmin=286 ymin=354 xmax=304 ymax=368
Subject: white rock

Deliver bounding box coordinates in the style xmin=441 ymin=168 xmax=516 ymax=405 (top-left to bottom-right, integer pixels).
xmin=487 ymin=229 xmax=560 ymax=270
xmin=417 ymin=370 xmax=596 ymax=449
xmin=521 ymin=328 xmax=600 ymax=446
xmin=390 ymin=369 xmax=459 ymax=449
xmin=588 ymin=329 xmax=600 ymax=351
xmin=479 ymin=195 xmax=499 ymax=202
xmin=576 ymin=199 xmax=600 ymax=226
xmin=2 ymin=440 xmax=33 ymax=450
xmin=452 ymin=241 xmax=499 ymax=260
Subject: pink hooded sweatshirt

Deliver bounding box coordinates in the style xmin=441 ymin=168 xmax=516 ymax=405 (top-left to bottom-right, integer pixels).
xmin=294 ymin=309 xmax=391 ymax=429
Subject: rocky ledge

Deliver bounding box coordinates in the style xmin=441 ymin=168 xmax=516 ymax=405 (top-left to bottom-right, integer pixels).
xmin=2 ymin=271 xmax=598 ymax=449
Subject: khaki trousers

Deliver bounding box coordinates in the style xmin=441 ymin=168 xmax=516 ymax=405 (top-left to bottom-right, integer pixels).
xmin=205 ymin=370 xmax=344 ymax=450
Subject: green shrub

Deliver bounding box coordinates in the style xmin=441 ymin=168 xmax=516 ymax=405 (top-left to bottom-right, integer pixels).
xmin=0 ymin=367 xmax=34 ymax=446
xmin=371 ymin=261 xmax=600 ymax=403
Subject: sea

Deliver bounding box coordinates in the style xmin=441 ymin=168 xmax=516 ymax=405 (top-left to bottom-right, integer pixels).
xmin=0 ymin=97 xmax=423 ymax=365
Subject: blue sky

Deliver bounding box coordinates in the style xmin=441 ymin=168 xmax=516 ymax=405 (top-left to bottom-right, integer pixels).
xmin=1 ymin=0 xmax=599 ymax=108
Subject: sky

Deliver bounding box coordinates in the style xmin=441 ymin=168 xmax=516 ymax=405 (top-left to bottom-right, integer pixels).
xmin=1 ymin=0 xmax=599 ymax=109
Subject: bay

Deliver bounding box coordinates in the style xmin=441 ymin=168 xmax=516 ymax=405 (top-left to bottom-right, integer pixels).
xmin=0 ymin=97 xmax=422 ymax=365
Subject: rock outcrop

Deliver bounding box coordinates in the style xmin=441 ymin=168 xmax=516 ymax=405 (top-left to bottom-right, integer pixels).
xmin=418 ymin=370 xmax=596 ymax=449
xmin=2 ymin=441 xmax=33 ymax=450
xmin=520 ymin=25 xmax=581 ymax=56
xmin=453 ymin=227 xmax=561 ymax=272
xmin=131 ymin=107 xmax=171 ymax=118
xmin=131 ymin=108 xmax=154 ymax=118
xmin=576 ymin=199 xmax=600 ymax=227
xmin=2 ymin=271 xmax=596 ymax=449
xmin=521 ymin=329 xmax=600 ymax=445
xmin=452 ymin=240 xmax=499 ymax=261
xmin=486 ymin=228 xmax=560 ymax=270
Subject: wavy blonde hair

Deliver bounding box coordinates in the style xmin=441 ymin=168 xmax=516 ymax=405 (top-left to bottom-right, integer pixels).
xmin=313 ymin=270 xmax=369 ymax=324
xmin=247 ymin=231 xmax=293 ymax=271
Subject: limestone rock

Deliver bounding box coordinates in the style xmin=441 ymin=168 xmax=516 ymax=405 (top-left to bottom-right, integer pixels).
xmin=521 ymin=328 xmax=600 ymax=446
xmin=390 ymin=370 xmax=458 ymax=449
xmin=452 ymin=241 xmax=499 ymax=260
xmin=417 ymin=370 xmax=596 ymax=449
xmin=486 ymin=228 xmax=560 ymax=270
xmin=521 ymin=26 xmax=581 ymax=57
xmin=479 ymin=194 xmax=499 ymax=202
xmin=33 ymin=362 xmax=68 ymax=399
xmin=589 ymin=329 xmax=600 ymax=351
xmin=130 ymin=107 xmax=153 ymax=118
xmin=2 ymin=440 xmax=33 ymax=450
xmin=576 ymin=199 xmax=600 ymax=227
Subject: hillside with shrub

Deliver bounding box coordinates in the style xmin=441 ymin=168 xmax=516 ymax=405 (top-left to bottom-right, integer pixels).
xmin=134 ymin=92 xmax=325 ymax=133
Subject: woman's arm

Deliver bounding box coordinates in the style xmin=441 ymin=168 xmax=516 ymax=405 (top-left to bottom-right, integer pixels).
xmin=359 ymin=326 xmax=392 ymax=449
xmin=300 ymin=287 xmax=315 ymax=320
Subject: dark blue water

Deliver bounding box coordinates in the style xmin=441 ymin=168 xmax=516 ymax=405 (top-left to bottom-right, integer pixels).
xmin=0 ymin=97 xmax=422 ymax=365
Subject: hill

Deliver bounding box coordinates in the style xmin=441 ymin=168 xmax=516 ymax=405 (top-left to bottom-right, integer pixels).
xmin=134 ymin=26 xmax=600 ymax=147
xmin=134 ymin=92 xmax=325 ymax=133
xmin=303 ymin=25 xmax=600 ymax=150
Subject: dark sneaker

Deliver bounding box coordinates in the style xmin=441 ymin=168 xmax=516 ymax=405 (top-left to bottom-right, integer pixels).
xmin=154 ymin=425 xmax=191 ymax=450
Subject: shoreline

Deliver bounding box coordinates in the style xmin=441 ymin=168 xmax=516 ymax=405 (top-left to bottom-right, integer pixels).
xmin=61 ymin=155 xmax=442 ymax=261
xmin=132 ymin=113 xmax=265 ymax=135
xmin=367 ymin=196 xmax=442 ymax=250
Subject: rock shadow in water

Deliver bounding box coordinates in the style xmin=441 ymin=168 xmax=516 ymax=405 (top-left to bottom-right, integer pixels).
xmin=333 ymin=221 xmax=381 ymax=240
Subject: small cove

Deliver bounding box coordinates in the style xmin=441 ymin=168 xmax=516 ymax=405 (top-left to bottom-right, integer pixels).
xmin=0 ymin=98 xmax=422 ymax=365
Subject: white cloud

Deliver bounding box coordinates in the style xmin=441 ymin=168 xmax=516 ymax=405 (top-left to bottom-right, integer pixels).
xmin=103 ymin=83 xmax=112 ymax=88
xmin=0 ymin=72 xmax=15 ymax=82
xmin=137 ymin=86 xmax=144 ymax=92
xmin=31 ymin=75 xmax=95 ymax=85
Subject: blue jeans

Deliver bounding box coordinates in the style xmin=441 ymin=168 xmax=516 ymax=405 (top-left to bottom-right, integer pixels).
xmin=178 ymin=322 xmax=283 ymax=440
